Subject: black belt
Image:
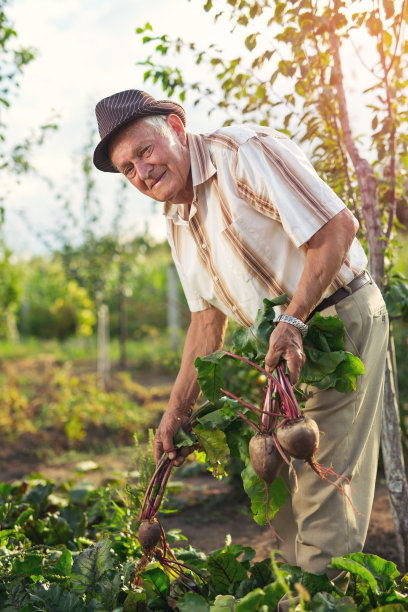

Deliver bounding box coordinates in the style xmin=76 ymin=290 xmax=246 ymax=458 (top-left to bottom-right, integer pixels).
xmin=308 ymin=270 xmax=371 ymax=321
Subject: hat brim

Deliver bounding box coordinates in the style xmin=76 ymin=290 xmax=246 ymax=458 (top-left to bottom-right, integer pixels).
xmin=93 ymin=100 xmax=186 ymax=173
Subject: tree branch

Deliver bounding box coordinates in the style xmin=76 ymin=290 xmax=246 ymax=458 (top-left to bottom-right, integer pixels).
xmin=329 ymin=31 xmax=384 ymax=285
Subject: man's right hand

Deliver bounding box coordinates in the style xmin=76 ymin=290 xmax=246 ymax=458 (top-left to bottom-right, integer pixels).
xmin=153 ymin=408 xmax=193 ymax=466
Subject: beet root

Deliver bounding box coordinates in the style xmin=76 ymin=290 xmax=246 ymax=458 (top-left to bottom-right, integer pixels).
xmin=138 ymin=518 xmax=162 ymax=556
xmin=276 ymin=417 xmax=319 ymax=460
xmin=249 ymin=434 xmax=284 ymax=484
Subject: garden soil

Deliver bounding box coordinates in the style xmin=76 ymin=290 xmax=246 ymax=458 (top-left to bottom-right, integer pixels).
xmin=0 ymin=444 xmax=400 ymax=570
xmin=0 ymin=362 xmax=402 ymax=571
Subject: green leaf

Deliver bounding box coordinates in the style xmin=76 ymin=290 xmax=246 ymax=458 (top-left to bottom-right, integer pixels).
xmin=0 ymin=482 xmax=13 ymax=500
xmin=250 ymin=559 xmax=274 ymax=588
xmin=1 ymin=578 xmax=31 ymax=612
xmin=340 ymin=553 xmax=399 ymax=591
xmin=331 ymin=352 xmax=365 ymax=393
xmin=94 ymin=569 xmax=122 ymax=610
xmin=71 ymin=538 xmax=113 ymax=595
xmin=0 ymin=528 xmax=17 ymax=542
xmin=123 ymin=589 xmax=147 ymax=612
xmin=195 ymin=350 xmax=226 ymax=401
xmin=262 ymin=580 xmax=288 ymax=609
xmin=208 ymin=552 xmax=248 ymax=594
xmin=12 ymin=554 xmax=43 ymax=577
xmin=24 ymin=482 xmax=54 ymax=507
xmin=210 ymin=594 xmax=235 ymax=610
xmin=301 ymin=347 xmax=346 ymax=383
xmin=55 ymin=548 xmax=72 ymax=577
xmin=301 ymin=312 xmax=365 ymax=392
xmin=142 ymin=567 xmax=170 ymax=608
xmin=241 ymin=463 xmax=286 ymax=526
xmin=68 ymin=481 xmax=96 ymax=505
xmin=232 ymin=296 xmax=285 ymax=360
xmin=193 ymin=424 xmax=230 ymax=477
xmin=280 ymin=563 xmax=335 ymax=595
xmin=178 ymin=592 xmax=210 ymax=611
xmin=312 ymin=592 xmax=357 ymax=611
xmin=305 ymin=313 xmax=346 ymax=352
xmin=174 ymin=427 xmax=198 ymax=449
xmin=235 ymin=587 xmax=265 ymax=611
xmin=330 ymin=556 xmax=380 ymax=594
xmin=28 ymin=583 xmax=85 ymax=612
xmin=384 ymin=279 xmax=408 ymax=321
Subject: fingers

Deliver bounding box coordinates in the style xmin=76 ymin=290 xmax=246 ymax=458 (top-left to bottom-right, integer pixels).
xmin=265 ymin=323 xmax=305 ymax=384
xmin=264 ymin=350 xmax=282 ymax=374
xmin=173 ymin=446 xmax=193 ymax=467
xmin=153 ymin=435 xmax=164 ymax=464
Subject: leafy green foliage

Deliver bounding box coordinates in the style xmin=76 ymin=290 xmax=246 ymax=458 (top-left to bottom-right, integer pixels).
xmin=0 ymin=473 xmax=406 ymax=610
xmin=191 ymin=298 xmax=366 ymax=524
xmin=196 ymin=298 xmax=365 ymax=399
xmin=241 ymin=463 xmax=286 ymax=526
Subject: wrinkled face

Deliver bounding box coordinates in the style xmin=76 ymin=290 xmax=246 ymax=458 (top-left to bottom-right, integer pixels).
xmin=108 ymin=115 xmax=193 ymax=204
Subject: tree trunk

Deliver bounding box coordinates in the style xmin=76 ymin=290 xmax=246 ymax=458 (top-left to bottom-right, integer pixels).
xmin=329 ymin=32 xmax=408 ymax=570
xmin=329 ymin=33 xmax=384 ymax=285
xmin=97 ymin=304 xmax=110 ymax=390
xmin=381 ymin=329 xmax=408 ymax=572
xmin=167 ymin=263 xmax=181 ymax=352
xmin=119 ymin=260 xmax=127 ymax=369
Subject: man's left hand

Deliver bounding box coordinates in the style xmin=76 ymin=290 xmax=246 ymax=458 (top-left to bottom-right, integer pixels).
xmin=265 ymin=322 xmax=305 ymax=384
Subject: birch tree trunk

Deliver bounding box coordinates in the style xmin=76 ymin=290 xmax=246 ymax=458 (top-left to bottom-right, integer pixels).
xmin=97 ymin=304 xmax=110 ymax=390
xmin=381 ymin=330 xmax=408 ymax=571
xmin=330 ymin=33 xmax=408 ymax=571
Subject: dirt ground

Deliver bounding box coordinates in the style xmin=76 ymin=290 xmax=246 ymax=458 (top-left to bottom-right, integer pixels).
xmin=0 ymin=446 xmax=401 ymax=571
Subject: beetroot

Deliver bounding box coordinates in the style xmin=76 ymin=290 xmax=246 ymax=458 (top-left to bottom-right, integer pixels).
xmin=138 ymin=518 xmax=162 ymax=556
xmin=276 ymin=417 xmax=319 ymax=460
xmin=249 ymin=434 xmax=283 ymax=484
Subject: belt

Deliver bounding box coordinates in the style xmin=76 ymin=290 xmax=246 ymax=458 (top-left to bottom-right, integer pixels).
xmin=308 ymin=270 xmax=371 ymax=320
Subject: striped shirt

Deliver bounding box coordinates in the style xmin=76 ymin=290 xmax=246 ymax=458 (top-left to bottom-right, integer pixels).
xmin=164 ymin=124 xmax=367 ymax=327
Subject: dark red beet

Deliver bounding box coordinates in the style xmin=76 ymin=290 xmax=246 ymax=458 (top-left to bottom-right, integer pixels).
xmin=276 ymin=417 xmax=319 ymax=460
xmin=138 ymin=518 xmax=162 ymax=555
xmin=249 ymin=434 xmax=284 ymax=484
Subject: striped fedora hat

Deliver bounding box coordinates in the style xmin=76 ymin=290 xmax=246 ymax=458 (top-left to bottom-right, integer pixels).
xmin=93 ymin=90 xmax=186 ymax=173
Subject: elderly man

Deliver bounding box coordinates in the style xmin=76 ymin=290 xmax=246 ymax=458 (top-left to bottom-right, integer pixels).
xmin=93 ymin=90 xmax=388 ymax=577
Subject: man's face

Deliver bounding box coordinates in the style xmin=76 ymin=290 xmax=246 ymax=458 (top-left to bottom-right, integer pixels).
xmin=109 ymin=115 xmax=192 ymax=204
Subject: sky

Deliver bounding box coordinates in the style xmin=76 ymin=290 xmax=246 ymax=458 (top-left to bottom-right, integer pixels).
xmin=3 ymin=0 xmax=232 ymax=255
xmin=3 ymin=0 xmax=377 ymax=256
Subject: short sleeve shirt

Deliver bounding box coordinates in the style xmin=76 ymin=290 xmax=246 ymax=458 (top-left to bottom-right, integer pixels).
xmin=164 ymin=124 xmax=367 ymax=327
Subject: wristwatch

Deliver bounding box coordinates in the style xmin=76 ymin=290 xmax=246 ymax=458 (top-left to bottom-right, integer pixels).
xmin=276 ymin=314 xmax=308 ymax=337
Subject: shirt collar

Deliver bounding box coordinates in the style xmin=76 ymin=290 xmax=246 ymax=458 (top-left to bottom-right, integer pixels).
xmin=164 ymin=132 xmax=216 ymax=223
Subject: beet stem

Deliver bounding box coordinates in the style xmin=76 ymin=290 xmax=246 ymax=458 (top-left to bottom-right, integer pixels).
xmin=272 ymin=431 xmax=299 ymax=492
xmin=138 ymin=456 xmax=169 ymax=521
xmin=220 ymin=387 xmax=273 ymax=417
xmin=236 ymin=410 xmax=261 ymax=433
xmin=265 ymin=482 xmax=284 ymax=543
xmin=150 ymin=460 xmax=175 ymax=516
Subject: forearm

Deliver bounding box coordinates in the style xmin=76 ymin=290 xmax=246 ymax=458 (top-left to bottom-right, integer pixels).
xmin=168 ymin=307 xmax=228 ymax=416
xmin=265 ymin=208 xmax=358 ymax=382
xmin=285 ymin=208 xmax=358 ymax=322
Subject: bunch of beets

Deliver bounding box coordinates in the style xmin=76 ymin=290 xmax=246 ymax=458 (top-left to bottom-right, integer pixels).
xmin=135 ymin=355 xmax=357 ymax=591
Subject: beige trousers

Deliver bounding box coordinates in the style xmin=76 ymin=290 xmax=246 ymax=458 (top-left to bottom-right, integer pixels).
xmin=273 ymin=276 xmax=389 ymax=576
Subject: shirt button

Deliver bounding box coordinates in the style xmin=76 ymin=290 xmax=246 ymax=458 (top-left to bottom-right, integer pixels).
xmin=214 ymin=275 xmax=219 ymax=282
xmin=232 ymin=305 xmax=237 ymax=312
xmin=201 ymin=243 xmax=207 ymax=250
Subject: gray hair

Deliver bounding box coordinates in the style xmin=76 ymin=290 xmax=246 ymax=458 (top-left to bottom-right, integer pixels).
xmin=141 ymin=114 xmax=176 ymax=138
